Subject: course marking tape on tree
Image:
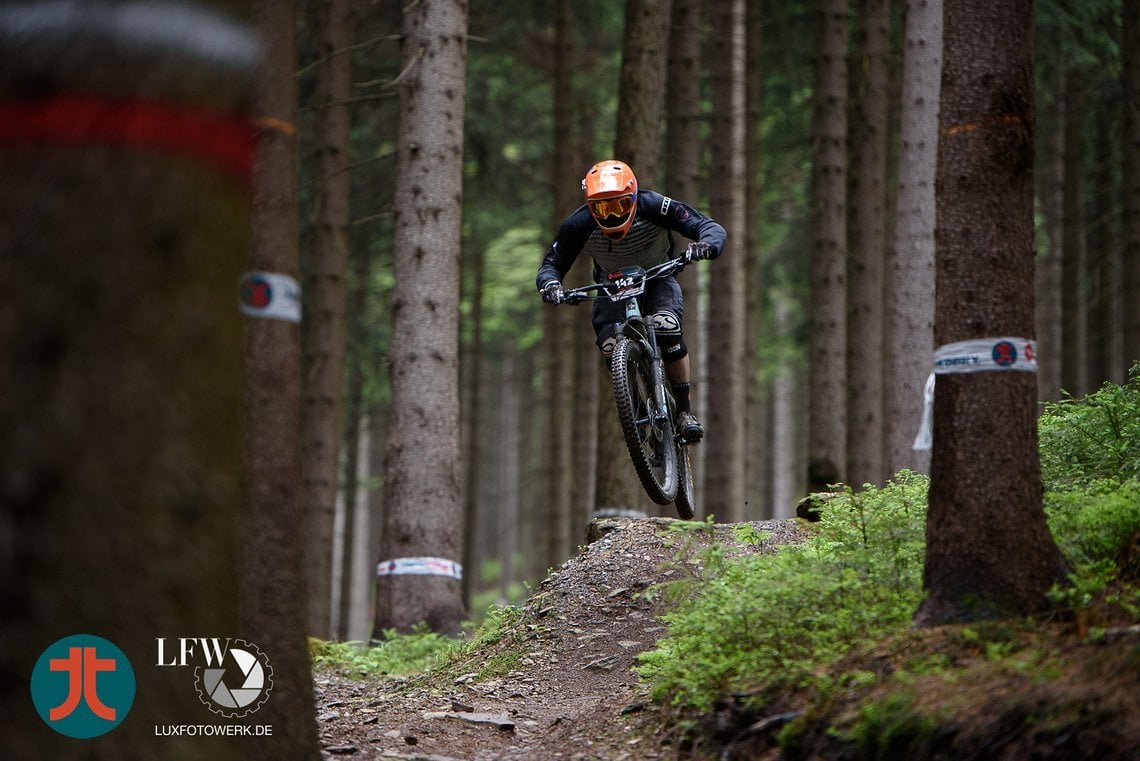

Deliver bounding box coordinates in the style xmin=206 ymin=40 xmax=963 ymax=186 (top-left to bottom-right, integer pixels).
xmin=376 ymin=557 xmax=463 ymax=581
xmin=0 ymin=94 xmax=256 ymax=183
xmin=933 ymin=337 xmax=1037 ymax=374
xmin=240 ymin=272 xmax=301 ymax=323
xmin=913 ymin=337 xmax=1038 ymax=450
xmin=0 ymin=1 xmax=259 ymax=184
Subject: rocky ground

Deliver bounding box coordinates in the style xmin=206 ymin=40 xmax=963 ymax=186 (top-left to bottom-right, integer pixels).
xmin=311 ymin=516 xmax=1140 ymax=761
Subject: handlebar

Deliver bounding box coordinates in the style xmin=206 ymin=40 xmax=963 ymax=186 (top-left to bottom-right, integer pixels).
xmin=560 ymin=257 xmax=688 ymax=305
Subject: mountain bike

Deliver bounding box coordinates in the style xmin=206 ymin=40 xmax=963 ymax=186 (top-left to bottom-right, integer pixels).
xmin=561 ymin=257 xmax=696 ymax=519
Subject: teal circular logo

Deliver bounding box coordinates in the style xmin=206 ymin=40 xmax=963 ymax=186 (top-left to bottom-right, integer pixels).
xmin=30 ymin=634 xmax=135 ymax=738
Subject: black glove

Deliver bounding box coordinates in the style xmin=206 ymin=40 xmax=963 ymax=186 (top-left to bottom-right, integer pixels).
xmin=540 ymin=281 xmax=565 ymax=305
xmin=685 ymin=241 xmax=714 ymax=263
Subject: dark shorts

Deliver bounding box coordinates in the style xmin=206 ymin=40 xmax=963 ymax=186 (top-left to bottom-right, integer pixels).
xmin=591 ymin=275 xmax=684 ymax=349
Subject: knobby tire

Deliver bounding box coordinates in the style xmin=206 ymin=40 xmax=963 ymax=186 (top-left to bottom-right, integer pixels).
xmin=674 ymin=442 xmax=695 ymax=519
xmin=611 ymin=338 xmax=677 ymax=505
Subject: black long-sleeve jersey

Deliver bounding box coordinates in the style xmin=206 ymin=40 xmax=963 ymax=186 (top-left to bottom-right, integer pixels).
xmin=535 ymin=189 xmax=727 ymax=289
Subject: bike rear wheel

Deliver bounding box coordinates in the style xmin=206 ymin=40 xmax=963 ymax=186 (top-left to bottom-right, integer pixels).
xmin=611 ymin=337 xmax=677 ymax=505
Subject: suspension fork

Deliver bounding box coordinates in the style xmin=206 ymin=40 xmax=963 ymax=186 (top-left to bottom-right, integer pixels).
xmin=621 ymin=298 xmax=670 ymax=425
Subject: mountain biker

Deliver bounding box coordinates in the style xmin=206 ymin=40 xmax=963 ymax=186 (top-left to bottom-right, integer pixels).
xmin=536 ymin=159 xmax=727 ymax=443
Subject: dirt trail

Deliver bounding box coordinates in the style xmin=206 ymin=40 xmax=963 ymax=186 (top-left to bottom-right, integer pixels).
xmin=313 ymin=517 xmax=807 ymax=760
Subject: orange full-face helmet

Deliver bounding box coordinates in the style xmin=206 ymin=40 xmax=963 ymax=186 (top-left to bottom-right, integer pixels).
xmin=582 ymin=160 xmax=638 ymax=240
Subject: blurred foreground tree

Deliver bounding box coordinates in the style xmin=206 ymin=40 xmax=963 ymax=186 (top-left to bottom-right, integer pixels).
xmin=0 ymin=1 xmax=276 ymax=757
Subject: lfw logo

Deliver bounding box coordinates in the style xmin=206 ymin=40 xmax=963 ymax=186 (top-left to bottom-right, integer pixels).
xmin=156 ymin=637 xmax=274 ymax=718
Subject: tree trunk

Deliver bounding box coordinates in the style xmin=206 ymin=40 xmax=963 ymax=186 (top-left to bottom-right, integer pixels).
xmin=917 ymin=0 xmax=1067 ymax=626
xmin=1087 ymin=110 xmax=1121 ymax=388
xmin=241 ymin=0 xmax=321 ymax=755
xmin=374 ymin=0 xmax=468 ymax=636
xmin=1036 ymin=63 xmax=1064 ymax=403
xmin=772 ymin=294 xmax=801 ymax=517
xmin=302 ymin=0 xmax=353 ymax=639
xmin=666 ymin=0 xmax=706 ymax=516
xmin=347 ymin=416 xmax=375 ymax=640
xmin=613 ymin=0 xmax=671 ymax=186
xmin=808 ymin=0 xmax=849 ymax=493
xmin=337 ymin=238 xmax=370 ymax=638
xmin=570 ymin=310 xmax=601 ymax=531
xmin=886 ymin=0 xmax=941 ymax=477
xmin=461 ymin=175 xmax=486 ymax=608
xmin=744 ymin=0 xmax=766 ymax=516
xmin=1122 ymin=0 xmax=1140 ymax=373
xmin=847 ymin=0 xmax=890 ymax=488
xmin=0 ymin=2 xmax=257 ymax=756
xmin=1060 ymin=67 xmax=1087 ymax=397
xmin=598 ymin=0 xmax=673 ymax=518
xmin=705 ymin=0 xmax=747 ymax=522
xmin=541 ymin=0 xmax=577 ymax=568
xmin=568 ymin=42 xmax=600 ymax=534
xmin=498 ymin=353 xmax=521 ymax=602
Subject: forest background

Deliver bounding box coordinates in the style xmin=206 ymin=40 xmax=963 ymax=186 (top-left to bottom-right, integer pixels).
xmin=2 ymin=0 xmax=1137 ymax=758
xmin=299 ymin=0 xmax=1138 ymax=644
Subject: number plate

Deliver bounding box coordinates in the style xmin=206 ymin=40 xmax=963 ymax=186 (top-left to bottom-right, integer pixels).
xmin=605 ymin=266 xmax=646 ymax=301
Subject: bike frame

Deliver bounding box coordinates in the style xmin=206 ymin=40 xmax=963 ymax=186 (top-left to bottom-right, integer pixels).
xmin=563 ymin=257 xmax=686 ymax=436
xmin=559 ymin=256 xmax=694 ymax=513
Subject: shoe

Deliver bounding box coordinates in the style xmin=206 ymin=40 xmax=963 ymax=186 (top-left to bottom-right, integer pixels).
xmin=677 ymin=411 xmax=704 ymax=443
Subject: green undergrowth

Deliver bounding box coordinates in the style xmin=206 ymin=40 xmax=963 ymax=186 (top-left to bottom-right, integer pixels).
xmin=636 ymin=471 xmax=930 ymax=713
xmin=309 ymin=625 xmax=454 ymax=677
xmin=431 ymin=603 xmax=531 ymax=681
xmin=1040 ymin=366 xmax=1140 ymax=624
xmin=310 ymin=603 xmax=532 ymax=685
xmin=636 ymin=368 xmax=1140 ymax=754
xmin=1038 ymin=366 xmax=1140 ymax=491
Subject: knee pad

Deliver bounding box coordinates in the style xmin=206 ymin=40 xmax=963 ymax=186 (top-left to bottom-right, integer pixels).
xmin=596 ymin=323 xmax=619 ymax=356
xmin=651 ymin=311 xmax=688 ymax=362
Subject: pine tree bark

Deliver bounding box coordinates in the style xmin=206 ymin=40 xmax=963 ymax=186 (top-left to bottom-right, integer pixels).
xmin=302 ymin=0 xmax=353 ymax=638
xmin=847 ymin=0 xmax=890 ymax=488
xmin=1036 ymin=62 xmax=1064 ymax=402
xmin=496 ymin=353 xmax=521 ymax=602
xmin=887 ymin=0 xmax=941 ymax=476
xmin=541 ymin=0 xmax=577 ymax=567
xmin=1122 ymin=0 xmax=1140 ymax=372
xmin=460 ymin=232 xmax=485 ymax=609
xmin=666 ymin=0 xmax=706 ymax=517
xmin=599 ymin=0 xmax=673 ymax=518
xmin=808 ymin=0 xmax=849 ymax=493
xmin=374 ymin=0 xmax=468 ymax=636
xmin=744 ymin=0 xmax=766 ymax=516
xmin=337 ymin=249 xmax=369 ymax=639
xmin=917 ymin=0 xmax=1067 ymax=626
xmin=1087 ymin=113 xmax=1121 ymax=387
xmin=567 ymin=24 xmax=600 ymax=534
xmin=705 ymin=0 xmax=747 ymax=522
xmin=241 ymin=0 xmax=320 ymax=755
xmin=1060 ymin=68 xmax=1087 ymax=397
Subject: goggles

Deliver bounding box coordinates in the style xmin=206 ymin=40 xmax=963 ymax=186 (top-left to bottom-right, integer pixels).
xmin=588 ymin=194 xmax=636 ymax=223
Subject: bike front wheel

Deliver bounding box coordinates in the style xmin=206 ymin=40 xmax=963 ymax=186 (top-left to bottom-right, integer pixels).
xmin=674 ymin=441 xmax=695 ymax=519
xmin=611 ymin=338 xmax=677 ymax=505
